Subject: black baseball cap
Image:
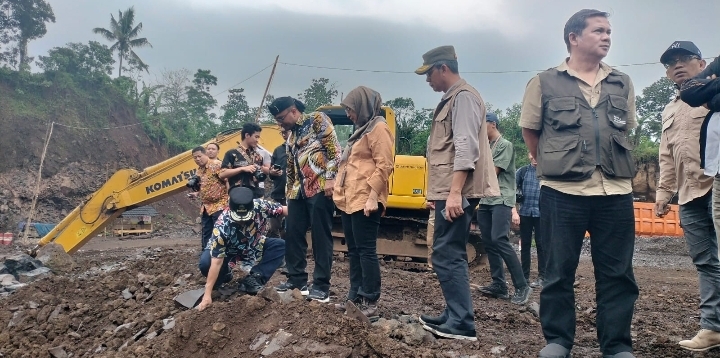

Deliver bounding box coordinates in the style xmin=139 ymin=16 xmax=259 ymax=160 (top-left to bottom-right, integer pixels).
xmin=660 ymin=41 xmax=702 ymax=64
xmin=228 ymin=187 xmax=255 ymax=222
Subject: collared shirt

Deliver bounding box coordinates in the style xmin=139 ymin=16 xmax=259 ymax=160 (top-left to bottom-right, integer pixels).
xmin=197 ymin=161 xmax=228 ymax=215
xmin=516 ymin=164 xmax=540 ymax=217
xmin=519 ymin=60 xmax=637 ymax=196
xmin=221 ymin=143 xmax=264 ymax=189
xmin=286 ymin=112 xmax=342 ymax=200
xmin=657 ymin=96 xmax=712 ymax=205
xmin=480 ymin=136 xmax=516 ymax=207
xmin=207 ymin=200 xmax=284 ymax=268
xmin=333 ymin=122 xmax=394 ymax=214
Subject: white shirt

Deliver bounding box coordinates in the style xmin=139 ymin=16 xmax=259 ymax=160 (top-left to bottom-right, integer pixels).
xmin=704 ymin=112 xmax=720 ymax=177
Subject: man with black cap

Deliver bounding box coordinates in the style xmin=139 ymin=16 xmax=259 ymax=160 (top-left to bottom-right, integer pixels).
xmin=415 ymin=45 xmax=500 ymax=341
xmin=197 ymin=187 xmax=287 ymax=311
xmin=477 ymin=112 xmax=532 ymax=305
xmin=662 ymin=42 xmax=720 ymax=352
xmin=268 ymin=96 xmax=341 ymax=302
xmin=519 ymin=9 xmax=638 ymax=358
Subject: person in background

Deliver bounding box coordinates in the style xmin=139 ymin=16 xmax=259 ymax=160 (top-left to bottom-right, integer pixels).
xmin=516 ymin=152 xmax=545 ymax=289
xmin=476 ymin=112 xmax=532 ymax=305
xmin=191 ymin=146 xmax=228 ymax=251
xmin=657 ymin=41 xmax=720 ymax=353
xmin=270 ymin=96 xmax=341 ymax=303
xmin=219 ymin=122 xmax=269 ymax=199
xmin=333 ymin=86 xmax=394 ymax=320
xmin=206 ymin=142 xmax=222 ymax=164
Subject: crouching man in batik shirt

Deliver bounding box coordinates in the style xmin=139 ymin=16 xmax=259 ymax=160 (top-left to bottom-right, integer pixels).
xmin=197 ymin=187 xmax=288 ymax=311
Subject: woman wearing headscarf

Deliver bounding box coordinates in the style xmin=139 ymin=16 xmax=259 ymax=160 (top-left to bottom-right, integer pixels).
xmin=333 ymin=86 xmax=394 ymax=319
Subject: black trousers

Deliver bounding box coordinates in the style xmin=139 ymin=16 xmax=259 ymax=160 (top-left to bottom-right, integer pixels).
xmin=285 ymin=193 xmax=335 ymax=292
xmin=539 ymin=186 xmax=638 ymax=355
xmin=519 ymin=215 xmax=546 ymax=280
xmin=341 ymin=205 xmax=382 ymax=302
xmin=201 ymin=209 xmax=223 ymax=251
xmin=477 ymin=204 xmax=527 ymax=289
xmin=431 ymin=198 xmax=480 ymax=331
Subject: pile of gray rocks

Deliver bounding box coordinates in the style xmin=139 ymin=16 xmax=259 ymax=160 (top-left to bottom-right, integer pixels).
xmin=0 ymin=253 xmax=52 ymax=296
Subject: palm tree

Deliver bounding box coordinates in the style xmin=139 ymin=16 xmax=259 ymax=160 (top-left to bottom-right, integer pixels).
xmin=92 ymin=6 xmax=152 ymax=77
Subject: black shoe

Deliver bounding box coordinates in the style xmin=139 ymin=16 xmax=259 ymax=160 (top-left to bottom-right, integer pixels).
xmin=422 ymin=322 xmax=477 ymax=341
xmin=275 ymin=281 xmax=309 ymax=295
xmin=530 ymin=277 xmax=544 ymax=289
xmin=306 ymin=287 xmax=330 ymax=303
xmin=419 ymin=314 xmax=446 ymax=326
xmin=238 ymin=272 xmax=265 ymax=295
xmin=478 ymin=282 xmax=510 ymax=300
xmin=539 ymin=343 xmax=572 ymax=358
xmin=511 ymin=286 xmax=533 ymax=305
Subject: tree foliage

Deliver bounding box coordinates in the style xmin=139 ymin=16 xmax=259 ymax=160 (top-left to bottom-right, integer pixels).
xmin=298 ymin=77 xmax=338 ymax=113
xmin=1 ymin=0 xmax=55 ymax=70
xmin=37 ymin=41 xmax=115 ymax=79
xmin=92 ymin=6 xmax=151 ymax=77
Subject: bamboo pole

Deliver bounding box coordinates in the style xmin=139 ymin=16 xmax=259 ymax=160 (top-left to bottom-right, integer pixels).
xmin=23 ymin=122 xmax=54 ymax=244
xmin=254 ymin=55 xmax=280 ymax=123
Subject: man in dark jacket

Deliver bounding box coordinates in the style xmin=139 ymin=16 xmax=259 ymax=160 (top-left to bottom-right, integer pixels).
xmin=269 ymin=128 xmax=290 ymax=205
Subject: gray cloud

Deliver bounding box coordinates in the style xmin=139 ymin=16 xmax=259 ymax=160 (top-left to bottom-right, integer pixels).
xmin=28 ymin=0 xmax=720 ymax=112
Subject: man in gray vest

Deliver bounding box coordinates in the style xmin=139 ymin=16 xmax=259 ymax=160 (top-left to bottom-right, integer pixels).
xmin=415 ymin=45 xmax=500 ymax=341
xmin=520 ymin=9 xmax=638 ymax=358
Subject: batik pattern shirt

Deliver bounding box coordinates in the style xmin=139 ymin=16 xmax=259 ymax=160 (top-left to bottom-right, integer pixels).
xmin=197 ymin=161 xmax=228 ymax=215
xmin=207 ymin=200 xmax=284 ymax=267
xmin=221 ymin=145 xmax=265 ymax=189
xmin=286 ymin=112 xmax=341 ymax=199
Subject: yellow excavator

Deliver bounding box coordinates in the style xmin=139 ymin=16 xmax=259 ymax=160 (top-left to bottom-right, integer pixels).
xmin=30 ymin=106 xmax=485 ymax=267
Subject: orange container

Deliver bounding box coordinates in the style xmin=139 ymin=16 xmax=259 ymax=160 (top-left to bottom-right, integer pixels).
xmin=633 ymin=202 xmax=683 ymax=237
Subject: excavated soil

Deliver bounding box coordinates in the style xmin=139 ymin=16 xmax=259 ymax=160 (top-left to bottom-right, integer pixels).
xmin=0 ymin=236 xmax=716 ymax=358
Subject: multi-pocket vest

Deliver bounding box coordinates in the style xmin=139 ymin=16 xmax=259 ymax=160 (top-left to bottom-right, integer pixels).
xmin=536 ymin=69 xmax=636 ymax=181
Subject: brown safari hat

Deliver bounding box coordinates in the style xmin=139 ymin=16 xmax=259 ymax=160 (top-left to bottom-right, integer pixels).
xmin=415 ymin=45 xmax=457 ymax=75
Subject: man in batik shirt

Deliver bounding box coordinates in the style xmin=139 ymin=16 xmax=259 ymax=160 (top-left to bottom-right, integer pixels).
xmin=197 ymin=187 xmax=288 ymax=311
xmin=269 ymin=96 xmax=341 ymax=303
xmin=192 ymin=146 xmax=228 ymax=250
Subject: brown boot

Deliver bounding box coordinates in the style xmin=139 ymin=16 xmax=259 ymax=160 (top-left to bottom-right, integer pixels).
xmin=334 ymin=296 xmax=358 ymax=312
xmin=679 ymin=329 xmax=720 ymax=351
xmin=359 ymin=298 xmax=378 ymax=319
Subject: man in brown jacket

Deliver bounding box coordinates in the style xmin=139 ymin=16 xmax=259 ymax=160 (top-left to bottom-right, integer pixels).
xmin=656 ymin=41 xmax=720 ymax=352
xmin=415 ymin=45 xmax=500 ymax=341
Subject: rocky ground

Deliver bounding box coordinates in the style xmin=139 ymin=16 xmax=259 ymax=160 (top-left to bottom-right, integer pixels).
xmin=0 ymin=235 xmax=714 ymax=358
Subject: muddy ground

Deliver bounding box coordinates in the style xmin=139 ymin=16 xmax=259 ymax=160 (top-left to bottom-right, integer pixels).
xmin=0 ymin=236 xmax=714 ymax=358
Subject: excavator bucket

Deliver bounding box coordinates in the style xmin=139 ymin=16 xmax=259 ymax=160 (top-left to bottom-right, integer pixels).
xmin=174 ymin=288 xmax=205 ymax=309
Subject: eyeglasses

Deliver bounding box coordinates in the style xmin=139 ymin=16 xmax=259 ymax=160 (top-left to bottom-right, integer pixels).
xmin=274 ymin=110 xmax=291 ymax=123
xmin=663 ymin=55 xmax=700 ymax=69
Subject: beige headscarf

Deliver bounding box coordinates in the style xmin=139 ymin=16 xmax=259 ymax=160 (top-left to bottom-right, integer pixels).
xmin=339 ymin=86 xmax=386 ymax=164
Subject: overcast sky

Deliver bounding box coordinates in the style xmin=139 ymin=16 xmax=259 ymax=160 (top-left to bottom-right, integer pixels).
xmin=29 ymin=0 xmax=720 ymax=112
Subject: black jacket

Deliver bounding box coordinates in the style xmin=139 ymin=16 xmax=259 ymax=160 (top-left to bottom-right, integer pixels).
xmin=679 ymin=55 xmax=720 ymax=168
xmin=269 ymin=143 xmax=288 ymax=201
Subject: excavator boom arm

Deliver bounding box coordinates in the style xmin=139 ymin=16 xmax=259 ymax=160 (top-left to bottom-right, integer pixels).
xmin=31 ymin=128 xmax=260 ymax=255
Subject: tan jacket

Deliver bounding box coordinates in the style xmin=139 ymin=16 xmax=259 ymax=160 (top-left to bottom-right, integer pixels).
xmin=657 ymin=96 xmax=712 ymax=205
xmin=333 ymin=123 xmax=395 ymax=213
xmin=427 ymin=80 xmax=500 ymax=200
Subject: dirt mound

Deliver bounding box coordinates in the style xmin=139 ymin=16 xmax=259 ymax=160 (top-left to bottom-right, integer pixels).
xmin=0 ymin=239 xmax=714 ymax=358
